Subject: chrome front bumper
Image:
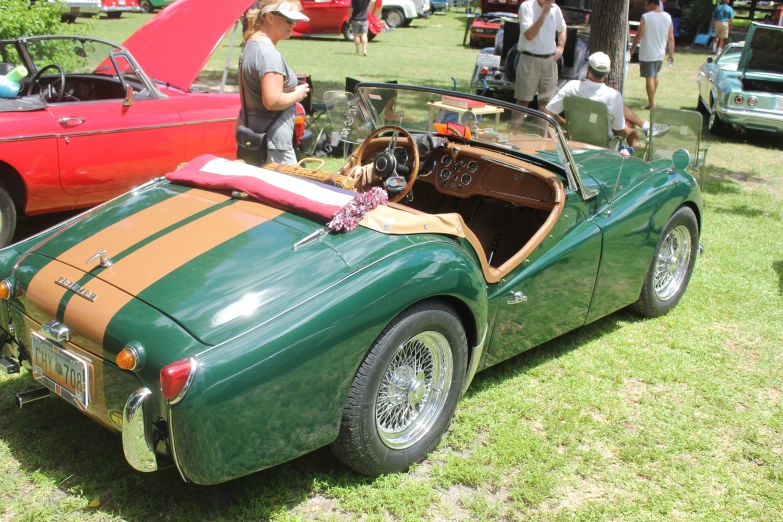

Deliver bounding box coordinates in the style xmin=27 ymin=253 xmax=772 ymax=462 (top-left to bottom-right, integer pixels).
xmin=122 ymin=388 xmax=158 ymax=472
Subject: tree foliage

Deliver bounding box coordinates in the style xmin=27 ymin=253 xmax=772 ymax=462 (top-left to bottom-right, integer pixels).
xmin=0 ymin=0 xmax=93 ymax=40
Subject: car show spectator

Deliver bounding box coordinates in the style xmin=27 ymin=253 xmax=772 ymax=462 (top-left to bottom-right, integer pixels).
xmin=238 ymin=0 xmax=311 ymax=166
xmin=515 ymin=0 xmax=567 ymax=109
xmin=349 ymin=0 xmax=376 ymax=56
xmin=630 ymin=0 xmax=674 ymax=110
xmin=545 ymin=52 xmax=666 ymax=150
xmin=711 ymin=0 xmax=735 ymax=55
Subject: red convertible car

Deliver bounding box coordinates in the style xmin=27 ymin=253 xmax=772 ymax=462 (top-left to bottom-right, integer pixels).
xmin=0 ymin=0 xmax=308 ymax=247
xmin=294 ymin=0 xmax=386 ymax=41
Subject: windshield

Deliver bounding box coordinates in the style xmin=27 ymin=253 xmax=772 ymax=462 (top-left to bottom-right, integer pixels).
xmin=22 ymin=37 xmax=123 ymax=76
xmin=717 ymin=44 xmax=744 ymax=71
xmin=348 ymin=85 xmax=574 ymax=169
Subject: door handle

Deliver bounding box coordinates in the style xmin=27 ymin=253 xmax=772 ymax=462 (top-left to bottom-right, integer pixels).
xmin=506 ymin=291 xmax=528 ymax=305
xmin=59 ymin=117 xmax=85 ymax=126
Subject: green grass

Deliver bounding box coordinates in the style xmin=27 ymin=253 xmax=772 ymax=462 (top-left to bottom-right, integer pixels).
xmin=2 ymin=11 xmax=782 ymax=521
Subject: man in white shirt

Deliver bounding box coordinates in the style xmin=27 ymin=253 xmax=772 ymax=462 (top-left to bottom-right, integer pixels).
xmin=515 ymin=0 xmax=567 ymax=108
xmin=630 ymin=0 xmax=674 ymax=109
xmin=546 ymin=52 xmax=664 ymax=149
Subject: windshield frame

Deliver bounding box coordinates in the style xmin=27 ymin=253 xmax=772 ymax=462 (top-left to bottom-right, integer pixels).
xmin=353 ymin=83 xmax=590 ymax=200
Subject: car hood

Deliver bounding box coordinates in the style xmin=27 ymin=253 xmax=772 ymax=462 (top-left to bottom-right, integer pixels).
xmin=15 ymin=182 xmax=415 ymax=347
xmin=121 ymin=0 xmax=250 ymax=90
xmin=739 ymin=23 xmax=783 ymax=78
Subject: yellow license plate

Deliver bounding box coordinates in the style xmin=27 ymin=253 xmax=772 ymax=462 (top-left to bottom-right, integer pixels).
xmin=31 ymin=332 xmax=89 ymax=410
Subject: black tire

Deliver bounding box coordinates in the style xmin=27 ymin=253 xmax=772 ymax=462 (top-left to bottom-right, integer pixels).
xmin=505 ymin=46 xmax=520 ymax=83
xmin=61 ymin=14 xmax=77 ymax=23
xmin=107 ymin=11 xmax=122 ymax=19
xmin=383 ymin=8 xmax=406 ymax=28
xmin=632 ymin=207 xmax=699 ymax=318
xmin=401 ymin=18 xmax=412 ymax=27
xmin=139 ymin=0 xmax=154 ymax=13
xmin=708 ymin=97 xmax=724 ymax=135
xmin=342 ymin=23 xmax=353 ymax=41
xmin=331 ymin=301 xmax=468 ymax=476
xmin=0 ymin=184 xmax=17 ymax=248
xmin=696 ymin=95 xmax=709 ymax=115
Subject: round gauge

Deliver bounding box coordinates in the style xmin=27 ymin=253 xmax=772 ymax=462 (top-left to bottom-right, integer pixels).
xmin=460 ymin=174 xmax=473 ymax=185
xmin=441 ymin=155 xmax=452 ymax=166
xmin=393 ymin=146 xmax=408 ymax=165
xmin=440 ymin=169 xmax=452 ymax=180
xmin=467 ymin=161 xmax=479 ymax=173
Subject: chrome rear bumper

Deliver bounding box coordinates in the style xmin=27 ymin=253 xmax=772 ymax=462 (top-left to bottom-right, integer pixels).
xmin=122 ymin=388 xmax=158 ymax=472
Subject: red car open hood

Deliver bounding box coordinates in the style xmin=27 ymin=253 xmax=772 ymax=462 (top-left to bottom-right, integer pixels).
xmin=121 ymin=0 xmax=250 ymax=90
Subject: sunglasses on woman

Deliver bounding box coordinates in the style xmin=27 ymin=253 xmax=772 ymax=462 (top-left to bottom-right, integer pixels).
xmin=272 ymin=12 xmax=298 ymax=25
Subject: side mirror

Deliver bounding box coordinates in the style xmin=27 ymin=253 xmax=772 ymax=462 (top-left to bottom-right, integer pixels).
xmin=707 ymin=57 xmax=714 ymax=63
xmin=672 ymin=148 xmax=691 ymax=170
xmin=122 ymin=85 xmax=134 ymax=107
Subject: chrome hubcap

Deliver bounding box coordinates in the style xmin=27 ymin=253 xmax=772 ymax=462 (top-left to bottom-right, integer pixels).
xmin=653 ymin=225 xmax=692 ymax=301
xmin=387 ymin=12 xmax=403 ymax=27
xmin=376 ymin=331 xmax=453 ymax=449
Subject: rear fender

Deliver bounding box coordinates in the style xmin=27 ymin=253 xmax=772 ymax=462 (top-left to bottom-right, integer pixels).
xmin=170 ymin=240 xmax=487 ymax=484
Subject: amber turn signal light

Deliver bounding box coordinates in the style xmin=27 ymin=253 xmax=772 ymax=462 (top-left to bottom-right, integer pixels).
xmin=0 ymin=279 xmax=13 ymax=300
xmin=116 ymin=348 xmax=138 ymax=371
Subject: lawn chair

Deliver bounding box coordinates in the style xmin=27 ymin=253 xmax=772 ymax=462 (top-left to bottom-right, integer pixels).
xmin=562 ymin=96 xmax=623 ymax=150
xmin=693 ymin=27 xmax=715 ymax=48
xmin=646 ymin=107 xmax=710 ymax=190
xmin=295 ymin=74 xmax=331 ymax=155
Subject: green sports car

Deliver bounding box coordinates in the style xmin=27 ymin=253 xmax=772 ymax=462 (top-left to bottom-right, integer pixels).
xmin=697 ymin=22 xmax=783 ymax=136
xmin=0 ymin=84 xmax=703 ymax=485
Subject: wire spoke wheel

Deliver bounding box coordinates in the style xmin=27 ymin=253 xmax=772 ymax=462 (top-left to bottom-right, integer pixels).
xmin=653 ymin=225 xmax=691 ymax=301
xmin=375 ymin=331 xmax=453 ymax=449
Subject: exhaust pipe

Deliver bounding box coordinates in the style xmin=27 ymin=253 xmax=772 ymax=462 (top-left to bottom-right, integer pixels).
xmin=16 ymin=387 xmax=50 ymax=409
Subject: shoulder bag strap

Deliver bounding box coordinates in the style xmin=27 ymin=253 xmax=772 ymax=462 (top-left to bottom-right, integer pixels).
xmin=239 ymin=51 xmax=286 ymax=134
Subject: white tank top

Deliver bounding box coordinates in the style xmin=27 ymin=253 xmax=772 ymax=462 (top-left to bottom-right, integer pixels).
xmin=640 ymin=11 xmax=672 ymax=62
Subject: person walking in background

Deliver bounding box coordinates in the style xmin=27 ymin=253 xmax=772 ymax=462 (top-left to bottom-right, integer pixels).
xmin=349 ymin=0 xmax=376 ymax=56
xmin=630 ymin=0 xmax=674 ymax=110
xmin=515 ymin=0 xmax=567 ymax=109
xmin=711 ymin=0 xmax=735 ymax=55
xmin=238 ymin=0 xmax=311 ymax=166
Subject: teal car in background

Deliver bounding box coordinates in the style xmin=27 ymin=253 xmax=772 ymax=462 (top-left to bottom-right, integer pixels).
xmin=697 ymin=23 xmax=783 ymax=136
xmin=139 ymin=0 xmax=175 ymax=13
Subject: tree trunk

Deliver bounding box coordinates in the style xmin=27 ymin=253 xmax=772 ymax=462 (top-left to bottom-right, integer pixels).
xmin=589 ymin=0 xmax=629 ymax=92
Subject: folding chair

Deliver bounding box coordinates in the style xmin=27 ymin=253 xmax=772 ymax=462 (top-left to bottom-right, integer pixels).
xmin=295 ymin=74 xmax=330 ymax=155
xmin=562 ymin=96 xmax=623 ymax=150
xmin=693 ymin=27 xmax=715 ymax=48
xmin=646 ymin=107 xmax=710 ymax=190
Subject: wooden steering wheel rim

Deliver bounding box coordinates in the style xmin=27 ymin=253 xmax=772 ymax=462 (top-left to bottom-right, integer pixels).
xmin=354 ymin=125 xmax=420 ymax=203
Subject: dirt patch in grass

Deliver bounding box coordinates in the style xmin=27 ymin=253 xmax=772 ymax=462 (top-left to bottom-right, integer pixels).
xmin=709 ymin=169 xmax=781 ymax=196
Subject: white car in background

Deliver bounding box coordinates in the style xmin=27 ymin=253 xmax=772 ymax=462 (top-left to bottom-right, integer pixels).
xmin=381 ymin=0 xmax=432 ymax=28
xmin=54 ymin=0 xmax=101 ymax=22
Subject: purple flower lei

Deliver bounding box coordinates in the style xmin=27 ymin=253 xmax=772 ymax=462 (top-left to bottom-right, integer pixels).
xmin=327 ymin=187 xmax=389 ymax=232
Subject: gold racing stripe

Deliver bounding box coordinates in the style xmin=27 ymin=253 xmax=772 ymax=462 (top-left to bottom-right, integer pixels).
xmin=26 ymin=189 xmax=229 ymax=315
xmin=64 ymin=202 xmax=284 ymax=346
xmin=59 ymin=189 xmax=230 ymax=270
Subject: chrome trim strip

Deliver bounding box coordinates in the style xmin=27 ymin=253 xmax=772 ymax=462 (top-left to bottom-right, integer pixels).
xmin=463 ymin=323 xmax=489 ymax=394
xmin=0 ymin=134 xmax=57 ymax=143
xmin=0 ymin=119 xmax=236 ymax=144
xmin=183 ymin=118 xmax=237 ymax=126
xmin=169 ymin=358 xmax=198 ymax=406
xmin=720 ymin=107 xmax=783 ymax=122
xmin=168 ymin=408 xmax=190 ymax=482
xmin=122 ymin=387 xmax=158 ymax=472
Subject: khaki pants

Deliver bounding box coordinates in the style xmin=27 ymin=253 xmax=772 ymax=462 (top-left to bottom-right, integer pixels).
xmin=514 ymin=53 xmax=558 ymax=103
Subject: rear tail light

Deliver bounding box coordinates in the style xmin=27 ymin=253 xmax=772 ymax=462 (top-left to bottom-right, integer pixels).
xmin=294 ymin=115 xmax=305 ymax=125
xmin=480 ymin=67 xmax=489 ymax=75
xmin=160 ymin=358 xmax=197 ymax=404
xmin=748 ymin=96 xmax=758 ymax=107
xmin=734 ymin=95 xmax=744 ymax=105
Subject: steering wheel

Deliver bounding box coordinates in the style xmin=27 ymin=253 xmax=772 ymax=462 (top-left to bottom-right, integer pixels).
xmin=27 ymin=64 xmax=66 ymax=103
xmin=354 ymin=125 xmax=420 ymax=203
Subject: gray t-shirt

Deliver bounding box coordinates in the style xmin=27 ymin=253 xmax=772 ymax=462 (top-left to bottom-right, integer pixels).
xmin=238 ymin=40 xmax=297 ymax=150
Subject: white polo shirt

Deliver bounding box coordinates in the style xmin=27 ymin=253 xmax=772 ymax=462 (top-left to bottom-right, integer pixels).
xmin=518 ymin=0 xmax=567 ymax=55
xmin=546 ymin=79 xmax=626 ymax=136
